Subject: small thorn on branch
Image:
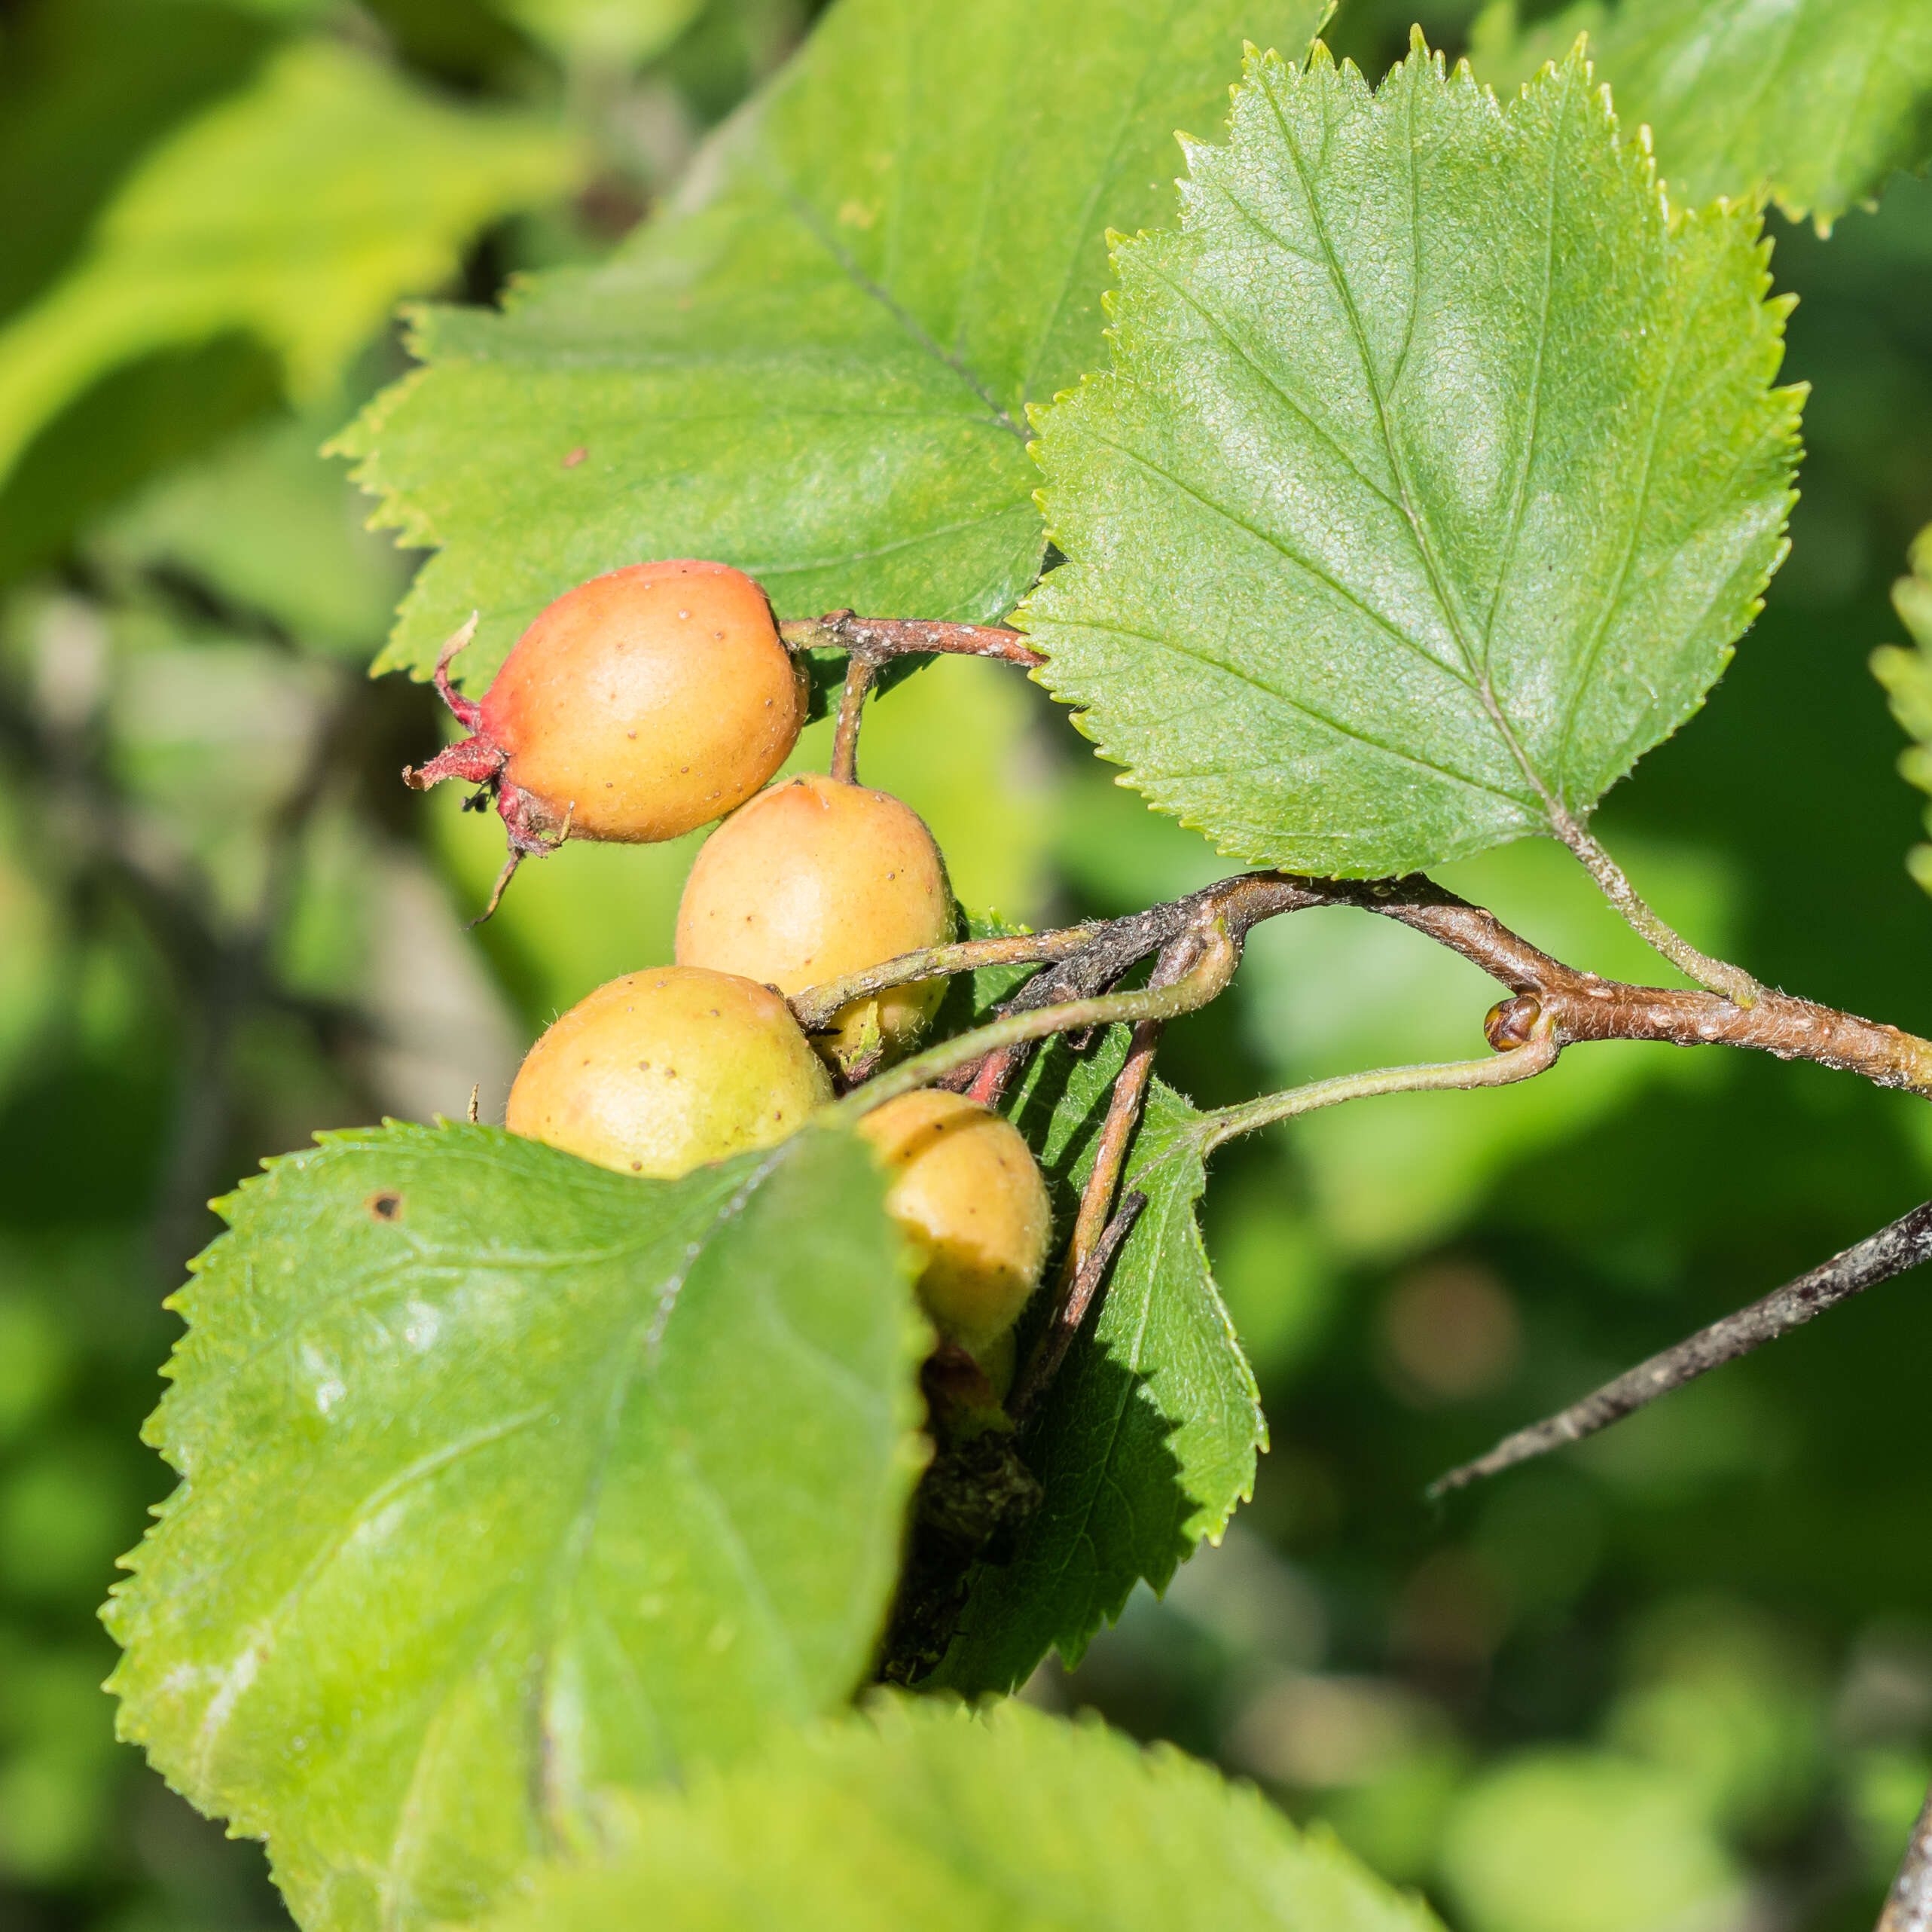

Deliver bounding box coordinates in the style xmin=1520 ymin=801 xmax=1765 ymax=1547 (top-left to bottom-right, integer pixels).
xmin=1428 ymin=1198 xmax=1932 ymax=1498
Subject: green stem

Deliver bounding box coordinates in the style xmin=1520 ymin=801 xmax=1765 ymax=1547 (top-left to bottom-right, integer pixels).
xmin=789 ymin=924 xmax=1106 ymax=1034
xmin=826 ymin=924 xmax=1238 ymax=1122
xmin=1196 ymin=1023 xmax=1560 ymax=1155
xmin=829 ymin=652 xmax=876 ymax=785
xmin=1547 ymin=806 xmax=1764 ymax=1007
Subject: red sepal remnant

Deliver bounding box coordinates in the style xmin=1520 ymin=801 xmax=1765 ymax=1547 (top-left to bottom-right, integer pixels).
xmin=402 ymin=616 xmax=569 ymax=921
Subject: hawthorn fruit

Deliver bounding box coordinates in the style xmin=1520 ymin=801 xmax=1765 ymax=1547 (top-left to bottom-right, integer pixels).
xmin=674 ymin=771 xmax=954 ymax=1071
xmin=407 ymin=560 xmax=804 ymax=908
xmin=856 ymin=1089 xmax=1051 ymax=1387
xmin=505 ymin=965 xmax=830 ymax=1177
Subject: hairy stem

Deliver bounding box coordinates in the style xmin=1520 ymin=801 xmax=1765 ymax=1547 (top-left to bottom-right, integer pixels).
xmin=779 ymin=611 xmax=1044 ymax=667
xmin=1196 ymin=1020 xmax=1561 ymax=1154
xmin=826 ymin=923 xmax=1239 ymax=1122
xmin=790 ymin=924 xmax=1105 ymax=1034
xmin=829 ymin=652 xmax=877 ymax=785
xmin=1548 ymin=804 xmax=1765 ymax=1006
xmin=1429 ymin=1197 xmax=1932 ymax=1497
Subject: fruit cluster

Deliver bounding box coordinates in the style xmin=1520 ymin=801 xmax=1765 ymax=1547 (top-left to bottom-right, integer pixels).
xmin=411 ymin=560 xmax=1050 ymax=1392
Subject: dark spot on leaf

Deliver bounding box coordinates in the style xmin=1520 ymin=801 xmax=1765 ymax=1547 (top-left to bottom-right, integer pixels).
xmin=563 ymin=446 xmax=587 ymax=467
xmin=366 ymin=1191 xmax=404 ymax=1223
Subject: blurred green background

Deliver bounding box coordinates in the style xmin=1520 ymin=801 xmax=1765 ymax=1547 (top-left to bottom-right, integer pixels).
xmin=2 ymin=2 xmax=1929 ymax=1928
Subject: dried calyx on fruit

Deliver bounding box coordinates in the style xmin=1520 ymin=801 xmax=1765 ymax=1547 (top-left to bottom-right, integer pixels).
xmin=856 ymin=1089 xmax=1051 ymax=1396
xmin=505 ymin=965 xmax=830 ymax=1178
xmin=407 ymin=560 xmax=805 ymax=916
xmin=676 ymin=771 xmax=954 ymax=1079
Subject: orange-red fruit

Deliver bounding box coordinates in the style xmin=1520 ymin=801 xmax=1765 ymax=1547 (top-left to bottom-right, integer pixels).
xmin=505 ymin=966 xmax=830 ymax=1178
xmin=675 ymin=772 xmax=954 ymax=1067
xmin=484 ymin=560 xmax=803 ymax=842
xmin=855 ymin=1090 xmax=1051 ymax=1373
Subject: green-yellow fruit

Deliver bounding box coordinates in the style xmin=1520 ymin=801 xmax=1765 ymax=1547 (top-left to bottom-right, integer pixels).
xmin=856 ymin=1089 xmax=1051 ymax=1375
xmin=505 ymin=966 xmax=830 ymax=1177
xmin=674 ymin=771 xmax=953 ymax=1068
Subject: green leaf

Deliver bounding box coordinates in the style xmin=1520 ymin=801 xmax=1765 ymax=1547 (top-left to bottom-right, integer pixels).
xmin=469 ymin=1693 xmax=1442 ymax=1932
xmin=1026 ymin=38 xmax=1803 ymax=879
xmin=934 ymin=1031 xmax=1265 ymax=1695
xmin=1471 ymin=0 xmax=1932 ymax=232
xmin=1872 ymin=522 xmax=1932 ymax=897
xmin=104 ymin=1121 xmax=926 ymax=1932
xmin=334 ymin=0 xmax=1334 ymax=686
xmin=0 ymin=39 xmax=576 ymax=491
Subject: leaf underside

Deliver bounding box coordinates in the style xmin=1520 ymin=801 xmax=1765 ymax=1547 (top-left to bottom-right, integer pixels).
xmin=1476 ymin=0 xmax=1932 ymax=230
xmin=104 ymin=1122 xmax=924 ymax=1932
xmin=470 ymin=1694 xmax=1442 ymax=1932
xmin=1026 ymin=37 xmax=1803 ymax=878
xmin=935 ymin=1018 xmax=1265 ymax=1695
xmin=334 ymin=0 xmax=1332 ymax=688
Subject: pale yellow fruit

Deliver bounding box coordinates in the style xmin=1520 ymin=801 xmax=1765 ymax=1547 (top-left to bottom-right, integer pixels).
xmin=856 ymin=1090 xmax=1051 ymax=1363
xmin=505 ymin=966 xmax=830 ymax=1177
xmin=675 ymin=771 xmax=953 ymax=1067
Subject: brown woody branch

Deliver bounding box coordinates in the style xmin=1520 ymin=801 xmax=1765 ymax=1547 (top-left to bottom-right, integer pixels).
xmin=778 ymin=611 xmax=1045 ymax=668
xmin=796 ymin=868 xmax=1932 ymax=1097
xmin=1430 ymin=1198 xmax=1932 ymax=1496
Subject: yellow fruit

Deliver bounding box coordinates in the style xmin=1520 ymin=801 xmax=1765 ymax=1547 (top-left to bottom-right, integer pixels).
xmin=676 ymin=771 xmax=954 ymax=1068
xmin=856 ymin=1090 xmax=1051 ymax=1367
xmin=505 ymin=966 xmax=830 ymax=1177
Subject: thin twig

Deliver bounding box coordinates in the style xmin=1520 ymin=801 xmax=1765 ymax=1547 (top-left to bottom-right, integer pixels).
xmin=1009 ymin=1195 xmax=1147 ymax=1427
xmin=779 ymin=611 xmax=1044 ymax=667
xmin=830 ymin=652 xmax=877 ymax=784
xmin=1429 ymin=1198 xmax=1932 ymax=1497
xmin=1005 ymin=947 xmax=1177 ymax=1421
xmin=1880 ymin=1780 xmax=1932 ymax=1932
xmin=790 ymin=924 xmax=1104 ymax=1034
xmin=1196 ymin=1023 xmax=1561 ymax=1154
xmin=1065 ymin=1012 xmax=1166 ymax=1274
xmin=1547 ymin=801 xmax=1765 ymax=1007
xmin=826 ymin=921 xmax=1241 ymax=1122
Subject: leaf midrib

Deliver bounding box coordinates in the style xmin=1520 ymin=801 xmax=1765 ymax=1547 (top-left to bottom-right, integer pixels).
xmin=1256 ymin=55 xmax=1574 ymax=823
